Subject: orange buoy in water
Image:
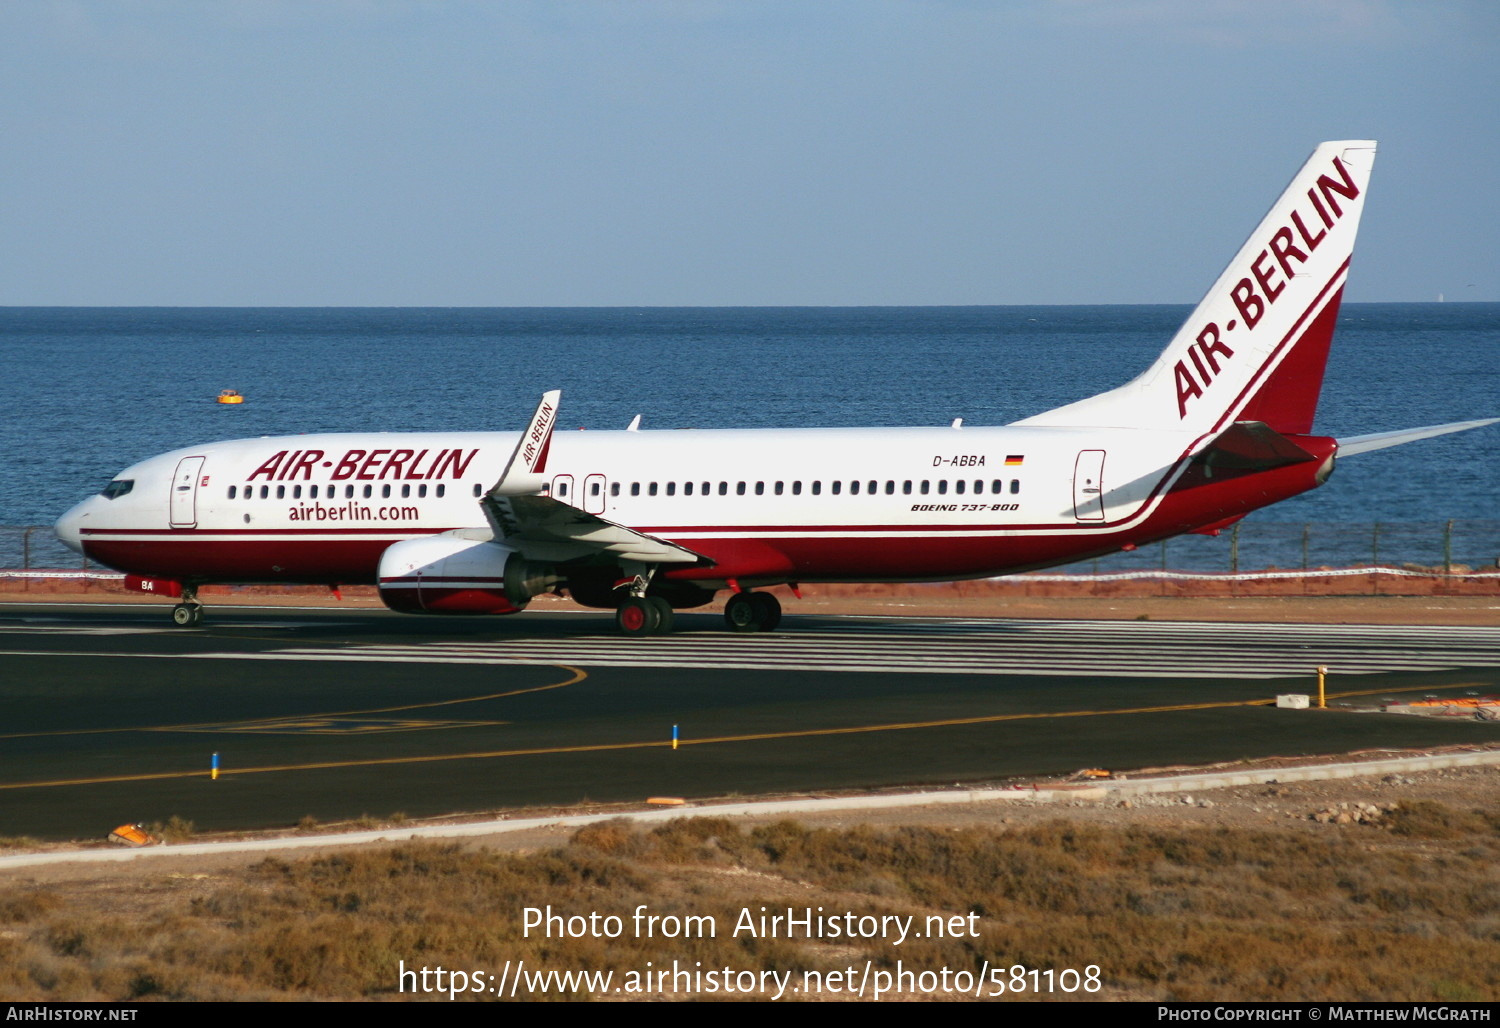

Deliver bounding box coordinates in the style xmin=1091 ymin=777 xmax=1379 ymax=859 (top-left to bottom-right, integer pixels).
xmin=217 ymin=389 xmax=244 ymax=404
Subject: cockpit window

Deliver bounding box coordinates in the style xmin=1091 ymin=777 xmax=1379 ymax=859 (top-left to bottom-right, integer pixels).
xmin=100 ymin=479 xmax=135 ymax=500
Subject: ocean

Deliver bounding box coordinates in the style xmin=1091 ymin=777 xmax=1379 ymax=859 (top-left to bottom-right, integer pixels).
xmin=3 ymin=304 xmax=1496 ymax=571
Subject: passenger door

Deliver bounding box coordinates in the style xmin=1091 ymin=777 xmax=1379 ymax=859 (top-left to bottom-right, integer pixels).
xmin=1072 ymin=450 xmax=1106 ymax=521
xmin=170 ymin=456 xmax=206 ymax=528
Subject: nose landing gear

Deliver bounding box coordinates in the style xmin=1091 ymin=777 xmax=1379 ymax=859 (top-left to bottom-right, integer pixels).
xmin=169 ymin=585 xmax=204 ymax=628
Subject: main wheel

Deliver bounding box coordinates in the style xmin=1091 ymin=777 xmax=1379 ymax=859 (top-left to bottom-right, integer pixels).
xmin=724 ymin=592 xmax=763 ymax=633
xmin=645 ymin=596 xmax=674 ymax=635
xmin=616 ymin=597 xmax=661 ymax=636
xmin=749 ymin=592 xmax=781 ymax=632
xmin=171 ymin=604 xmax=201 ymax=628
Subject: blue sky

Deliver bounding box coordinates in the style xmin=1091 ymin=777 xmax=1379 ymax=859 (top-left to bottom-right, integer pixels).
xmin=1 ymin=1 xmax=1495 ymax=306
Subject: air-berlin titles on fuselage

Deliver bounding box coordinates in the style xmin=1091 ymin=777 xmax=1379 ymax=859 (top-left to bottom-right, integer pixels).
xmin=1173 ymin=154 xmax=1361 ymax=419
xmin=246 ymin=447 xmax=481 ymax=482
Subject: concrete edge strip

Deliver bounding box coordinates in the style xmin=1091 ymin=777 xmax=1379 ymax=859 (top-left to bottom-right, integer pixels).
xmin=5 ymin=748 xmax=1499 ymax=872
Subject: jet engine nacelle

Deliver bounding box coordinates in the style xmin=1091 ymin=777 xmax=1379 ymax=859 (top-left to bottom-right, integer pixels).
xmin=376 ymin=535 xmax=558 ymax=615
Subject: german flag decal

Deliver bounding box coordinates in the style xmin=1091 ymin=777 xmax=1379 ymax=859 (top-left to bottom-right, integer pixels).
xmin=1005 ymin=455 xmax=1025 ymax=466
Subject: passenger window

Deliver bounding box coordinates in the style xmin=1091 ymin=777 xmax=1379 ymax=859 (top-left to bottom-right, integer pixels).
xmin=382 ymin=484 xmax=391 ymax=498
xmin=363 ymin=485 xmax=373 ymax=499
xmin=832 ymin=481 xmax=842 ymax=495
xmin=1010 ymin=479 xmax=1020 ymax=494
xmin=702 ymin=481 xmax=711 ymax=494
xmin=683 ymin=482 xmax=693 ymax=496
xmin=902 ymin=481 xmax=912 ymax=494
xmin=276 ymin=485 xmax=286 ymax=499
xmin=736 ymin=482 xmax=746 ymax=495
xmin=228 ymin=486 xmax=237 ymax=499
xmin=471 ymin=484 xmax=481 ymax=497
xmin=955 ymin=481 xmax=965 ymax=495
xmin=610 ymin=483 xmax=620 ymax=497
xmin=261 ymin=486 xmax=270 ymax=499
xmin=884 ymin=481 xmax=894 ymax=495
xmin=719 ymin=482 xmax=728 ymax=495
xmin=293 ymin=485 xmax=302 ymax=499
xmin=792 ymin=481 xmax=801 ymax=495
xmin=590 ymin=482 xmax=601 ymax=496
xmin=992 ymin=479 xmax=1003 ymax=494
xmin=811 ymin=481 xmax=821 ymax=495
xmin=755 ymin=482 xmax=765 ymax=495
xmin=401 ymin=484 xmax=411 ymax=498
xmin=850 ymin=481 xmax=860 ymax=495
xmin=868 ymin=480 xmax=877 ymax=494
xmin=774 ymin=481 xmax=783 ymax=495
xmin=310 ymin=485 xmax=319 ymax=499
xmin=666 ymin=482 xmax=676 ymax=496
xmin=418 ymin=484 xmax=426 ymax=498
xmin=649 ymin=483 xmax=658 ymax=496
xmin=920 ymin=481 xmax=930 ymax=494
xmin=437 ymin=484 xmax=446 ymax=497
xmin=937 ymin=481 xmax=947 ymax=495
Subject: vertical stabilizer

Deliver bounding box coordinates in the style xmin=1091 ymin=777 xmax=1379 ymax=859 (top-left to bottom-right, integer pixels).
xmin=1016 ymin=141 xmax=1376 ymax=438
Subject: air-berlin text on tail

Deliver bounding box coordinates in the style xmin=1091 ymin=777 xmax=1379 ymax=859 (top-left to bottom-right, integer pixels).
xmin=1175 ymin=154 xmax=1361 ymax=418
xmin=246 ymin=447 xmax=481 ymax=482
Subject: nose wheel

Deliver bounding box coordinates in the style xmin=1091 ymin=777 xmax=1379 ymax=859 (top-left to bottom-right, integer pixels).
xmin=169 ymin=585 xmax=204 ymax=628
xmin=170 ymin=603 xmax=204 ymax=628
xmin=724 ymin=591 xmax=780 ymax=633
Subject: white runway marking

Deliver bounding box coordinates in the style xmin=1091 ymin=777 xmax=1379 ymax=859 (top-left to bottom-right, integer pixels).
xmin=189 ymin=618 xmax=1500 ymax=679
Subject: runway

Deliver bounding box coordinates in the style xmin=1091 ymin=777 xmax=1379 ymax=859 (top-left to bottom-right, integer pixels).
xmin=3 ymin=603 xmax=1498 ymax=840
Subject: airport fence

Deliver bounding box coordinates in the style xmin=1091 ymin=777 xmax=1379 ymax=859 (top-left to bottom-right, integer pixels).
xmin=3 ymin=520 xmax=1497 ymax=579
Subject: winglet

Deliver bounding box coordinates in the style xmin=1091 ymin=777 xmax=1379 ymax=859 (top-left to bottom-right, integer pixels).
xmin=490 ymin=390 xmax=561 ymax=496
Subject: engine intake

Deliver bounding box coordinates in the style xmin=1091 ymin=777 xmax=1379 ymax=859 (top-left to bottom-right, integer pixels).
xmin=377 ymin=535 xmax=557 ymax=615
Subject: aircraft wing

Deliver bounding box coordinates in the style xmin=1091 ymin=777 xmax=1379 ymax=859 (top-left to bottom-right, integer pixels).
xmin=1337 ymin=418 xmax=1499 ymax=457
xmin=482 ymin=391 xmax=709 ymax=566
xmin=483 ymin=492 xmax=705 ymax=564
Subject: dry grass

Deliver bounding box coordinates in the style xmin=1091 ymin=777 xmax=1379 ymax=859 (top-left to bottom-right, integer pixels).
xmin=1 ymin=808 xmax=1497 ymax=1002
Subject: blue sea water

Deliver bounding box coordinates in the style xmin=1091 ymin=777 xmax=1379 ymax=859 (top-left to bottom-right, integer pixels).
xmin=2 ymin=304 xmax=1496 ymax=569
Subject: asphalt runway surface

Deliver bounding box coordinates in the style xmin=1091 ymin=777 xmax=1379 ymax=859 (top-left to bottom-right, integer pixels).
xmin=3 ymin=602 xmax=1499 ymax=840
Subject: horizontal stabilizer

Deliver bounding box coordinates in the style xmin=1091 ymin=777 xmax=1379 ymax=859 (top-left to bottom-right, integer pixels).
xmin=1192 ymin=421 xmax=1320 ymax=472
xmin=1337 ymin=418 xmax=1499 ymax=457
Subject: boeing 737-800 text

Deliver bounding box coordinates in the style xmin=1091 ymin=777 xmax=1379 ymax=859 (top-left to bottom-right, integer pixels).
xmin=54 ymin=141 xmax=1496 ymax=633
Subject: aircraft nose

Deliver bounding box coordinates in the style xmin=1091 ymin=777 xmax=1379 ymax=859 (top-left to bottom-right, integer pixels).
xmin=54 ymin=500 xmax=91 ymax=555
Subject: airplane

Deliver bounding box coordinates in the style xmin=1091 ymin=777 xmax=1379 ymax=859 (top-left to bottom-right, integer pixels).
xmin=54 ymin=140 xmax=1497 ymax=635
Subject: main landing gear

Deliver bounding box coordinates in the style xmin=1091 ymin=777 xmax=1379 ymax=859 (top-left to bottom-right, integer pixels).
xmin=615 ymin=595 xmax=674 ymax=636
xmin=170 ymin=585 xmax=204 ymax=628
xmin=724 ymin=591 xmax=780 ymax=633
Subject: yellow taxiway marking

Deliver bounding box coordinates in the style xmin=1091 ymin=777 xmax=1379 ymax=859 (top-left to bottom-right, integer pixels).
xmin=0 ymin=665 xmax=587 ymax=740
xmin=0 ymin=680 xmax=1484 ymax=792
